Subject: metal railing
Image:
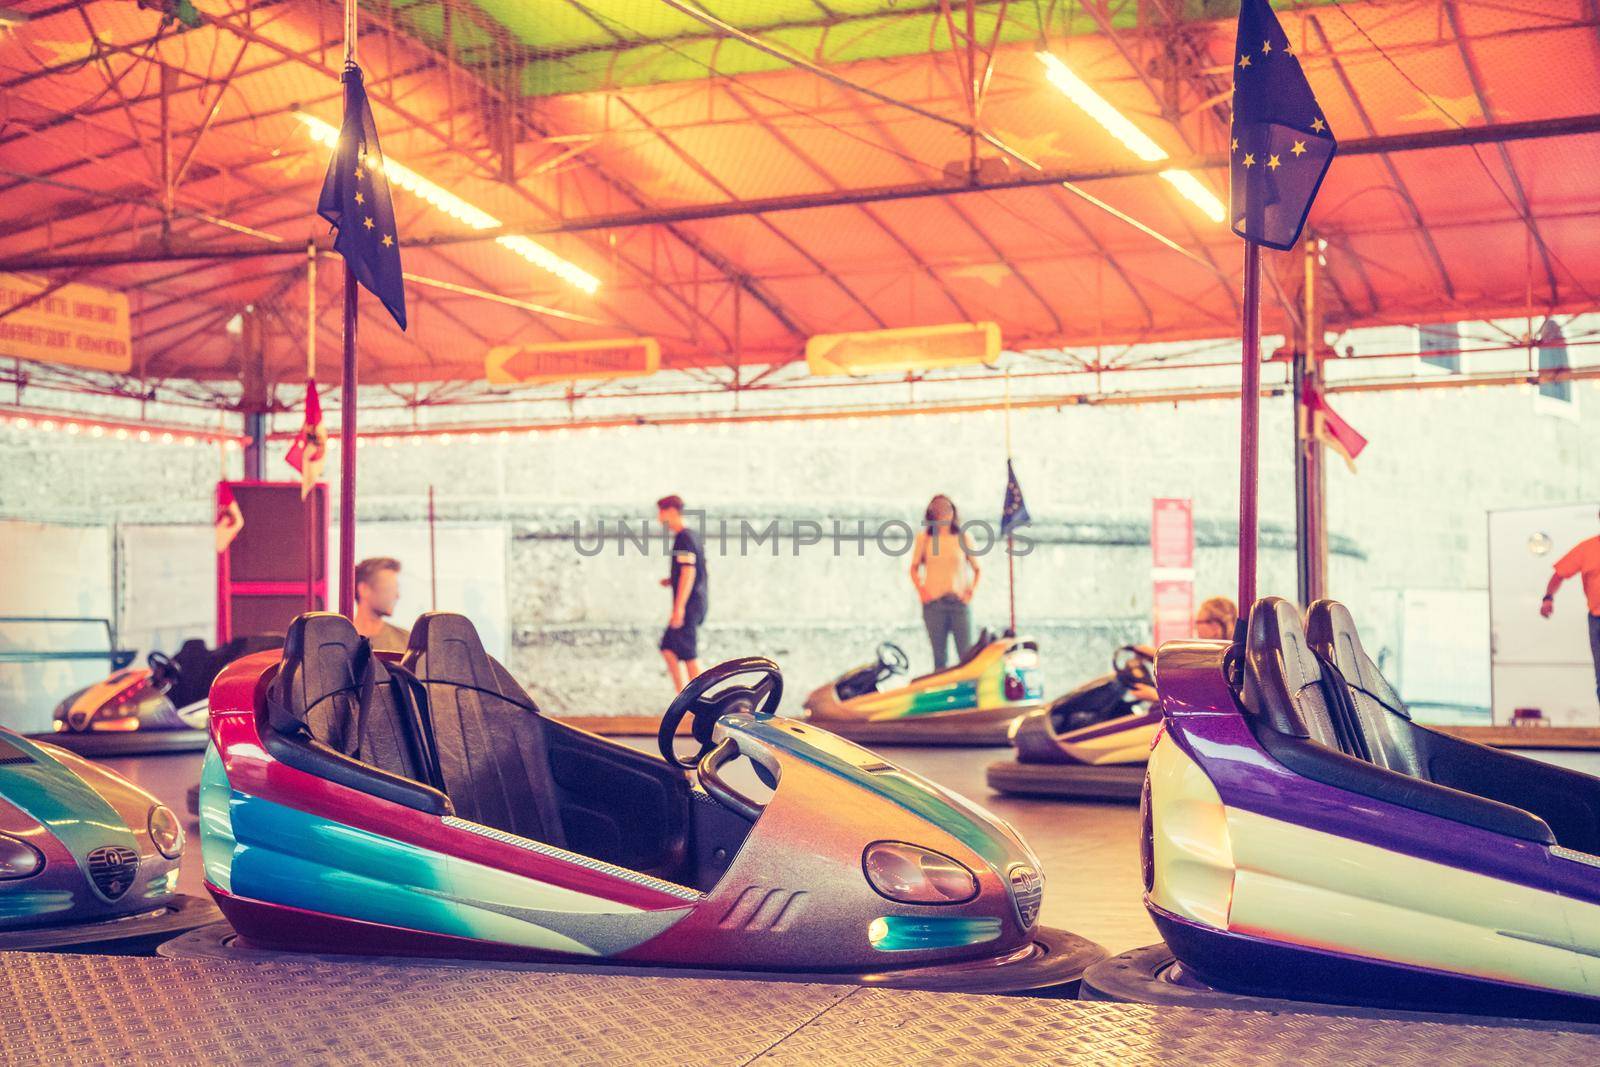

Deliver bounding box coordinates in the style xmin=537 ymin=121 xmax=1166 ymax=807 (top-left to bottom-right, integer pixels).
xmin=0 ymin=616 xmax=135 ymax=671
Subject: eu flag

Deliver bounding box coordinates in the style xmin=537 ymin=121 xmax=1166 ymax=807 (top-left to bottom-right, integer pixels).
xmin=1229 ymin=0 xmax=1336 ymax=251
xmin=317 ymin=64 xmax=407 ymax=330
xmin=1001 ymin=460 xmax=1031 ymax=536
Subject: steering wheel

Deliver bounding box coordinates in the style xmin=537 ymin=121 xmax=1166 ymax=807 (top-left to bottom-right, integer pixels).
xmin=658 ymin=657 xmax=783 ymax=769
xmin=1112 ymin=645 xmax=1155 ymax=689
xmin=147 ymin=650 xmax=181 ymax=690
xmin=876 ymin=641 xmax=909 ymax=676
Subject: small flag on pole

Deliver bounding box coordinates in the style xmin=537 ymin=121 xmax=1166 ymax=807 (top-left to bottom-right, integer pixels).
xmin=285 ymin=379 xmax=327 ymax=498
xmin=317 ymin=63 xmax=407 ymax=329
xmin=1001 ymin=460 xmax=1031 ymax=536
xmin=215 ymin=484 xmax=244 ymax=554
xmin=1305 ymin=388 xmax=1367 ymax=472
xmin=1230 ymin=0 xmax=1336 ymax=250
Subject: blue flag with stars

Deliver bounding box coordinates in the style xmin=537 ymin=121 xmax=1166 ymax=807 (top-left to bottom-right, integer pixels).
xmin=1001 ymin=459 xmax=1031 ymax=537
xmin=317 ymin=64 xmax=406 ymax=330
xmin=1230 ymin=0 xmax=1336 ymax=251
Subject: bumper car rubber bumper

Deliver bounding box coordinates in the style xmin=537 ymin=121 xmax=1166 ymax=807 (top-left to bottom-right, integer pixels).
xmin=1081 ymin=942 xmax=1600 ymax=1034
xmin=812 ymin=711 xmax=1026 ymax=748
xmin=26 ymin=727 xmax=210 ymax=758
xmin=161 ymin=919 xmax=1104 ymax=995
xmin=985 ymin=761 xmax=1145 ymax=801
xmin=0 ymin=894 xmax=223 ymax=955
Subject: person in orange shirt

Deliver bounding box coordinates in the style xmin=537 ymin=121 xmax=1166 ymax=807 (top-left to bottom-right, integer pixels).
xmin=1540 ymin=510 xmax=1600 ymax=706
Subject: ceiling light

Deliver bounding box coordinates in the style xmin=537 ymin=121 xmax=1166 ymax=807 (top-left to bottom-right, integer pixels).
xmin=1037 ymin=52 xmax=1224 ymax=223
xmin=1157 ymin=170 xmax=1226 ymax=224
xmin=294 ymin=111 xmax=600 ymax=294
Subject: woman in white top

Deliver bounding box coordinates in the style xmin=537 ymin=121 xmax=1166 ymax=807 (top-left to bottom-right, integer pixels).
xmin=908 ymin=494 xmax=982 ymax=671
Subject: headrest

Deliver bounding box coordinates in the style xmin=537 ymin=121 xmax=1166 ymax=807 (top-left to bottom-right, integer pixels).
xmin=1305 ymin=599 xmax=1409 ymax=720
xmin=266 ymin=612 xmax=373 ymax=740
xmin=1241 ymin=596 xmax=1339 ymax=747
xmin=403 ymin=612 xmax=537 ymax=714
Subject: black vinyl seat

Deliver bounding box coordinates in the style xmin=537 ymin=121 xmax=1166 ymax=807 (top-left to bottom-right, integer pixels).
xmin=259 ymin=612 xmax=747 ymax=888
xmin=1305 ymin=598 xmax=1600 ymax=856
xmin=403 ymin=613 xmax=704 ymax=878
xmin=1241 ymin=598 xmax=1344 ymax=751
xmin=169 ymin=632 xmax=284 ymax=708
xmin=265 ymin=613 xmax=450 ymax=814
xmin=401 ymin=613 xmax=568 ymax=848
xmin=167 ymin=639 xmax=217 ymax=707
xmin=1240 ymin=597 xmax=1557 ymax=845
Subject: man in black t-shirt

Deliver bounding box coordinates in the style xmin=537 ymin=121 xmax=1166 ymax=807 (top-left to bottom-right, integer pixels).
xmin=657 ymin=494 xmax=708 ymax=690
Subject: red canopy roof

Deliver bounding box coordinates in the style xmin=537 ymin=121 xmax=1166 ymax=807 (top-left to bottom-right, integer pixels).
xmin=0 ymin=0 xmax=1595 ymax=394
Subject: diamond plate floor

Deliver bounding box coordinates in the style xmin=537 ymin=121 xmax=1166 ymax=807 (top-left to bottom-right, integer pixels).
xmin=2 ymin=951 xmax=1597 ymax=1066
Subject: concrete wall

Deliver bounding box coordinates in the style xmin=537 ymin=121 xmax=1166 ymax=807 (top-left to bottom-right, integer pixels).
xmin=3 ymin=343 xmax=1597 ymax=721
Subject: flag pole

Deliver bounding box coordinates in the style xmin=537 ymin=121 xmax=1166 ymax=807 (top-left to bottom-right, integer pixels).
xmin=1004 ymin=367 xmax=1017 ymax=635
xmin=336 ymin=1 xmax=359 ymax=620
xmin=305 ymin=241 xmax=319 ymax=611
xmin=427 ymin=483 xmax=438 ymax=611
xmin=1237 ymin=240 xmax=1262 ymax=612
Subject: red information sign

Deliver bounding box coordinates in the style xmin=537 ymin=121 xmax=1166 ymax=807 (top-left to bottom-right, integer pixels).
xmin=1152 ymin=498 xmax=1195 ymax=647
xmin=1152 ymin=498 xmax=1194 ymax=571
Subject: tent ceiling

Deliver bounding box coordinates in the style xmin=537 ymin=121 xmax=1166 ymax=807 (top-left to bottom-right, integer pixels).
xmin=0 ymin=0 xmax=1595 ymax=398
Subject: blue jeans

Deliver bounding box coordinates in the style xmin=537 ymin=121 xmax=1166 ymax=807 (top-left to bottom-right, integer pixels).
xmin=1590 ymin=614 xmax=1600 ymax=706
xmin=923 ymin=595 xmax=973 ymax=672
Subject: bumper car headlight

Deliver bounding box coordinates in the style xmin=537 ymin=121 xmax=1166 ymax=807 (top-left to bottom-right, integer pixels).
xmin=862 ymin=841 xmax=978 ymax=905
xmin=148 ymin=805 xmax=184 ymax=859
xmin=0 ymin=834 xmax=44 ymax=880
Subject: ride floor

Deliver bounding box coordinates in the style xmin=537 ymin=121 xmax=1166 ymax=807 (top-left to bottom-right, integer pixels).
xmin=7 ymin=748 xmax=1597 ymax=1063
xmin=5 ymin=949 xmax=1599 ymax=1065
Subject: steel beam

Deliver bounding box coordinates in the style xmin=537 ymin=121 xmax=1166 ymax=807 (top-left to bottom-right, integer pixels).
xmin=3 ymin=113 xmax=1599 ymax=273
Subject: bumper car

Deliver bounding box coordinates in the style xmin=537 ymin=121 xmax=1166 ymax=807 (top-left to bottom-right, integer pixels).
xmin=0 ymin=727 xmax=219 ymax=952
xmin=170 ymin=611 xmax=1102 ymax=992
xmin=38 ymin=634 xmax=282 ymax=756
xmin=988 ymin=646 xmax=1159 ymax=802
xmin=1085 ymin=596 xmax=1600 ymax=1027
xmin=799 ymin=631 xmax=1044 ymax=746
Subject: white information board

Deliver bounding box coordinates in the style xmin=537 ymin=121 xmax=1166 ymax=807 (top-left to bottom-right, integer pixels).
xmin=1488 ymin=502 xmax=1600 ymax=725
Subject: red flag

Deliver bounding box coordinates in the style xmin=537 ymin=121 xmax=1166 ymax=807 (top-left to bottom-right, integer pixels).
xmin=215 ymin=484 xmax=244 ymax=554
xmin=1305 ymin=389 xmax=1367 ymax=472
xmin=284 ymin=378 xmax=327 ymax=499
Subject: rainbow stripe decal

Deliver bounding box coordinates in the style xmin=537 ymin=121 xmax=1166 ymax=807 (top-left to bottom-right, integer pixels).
xmin=199 ymin=747 xmax=692 ymax=957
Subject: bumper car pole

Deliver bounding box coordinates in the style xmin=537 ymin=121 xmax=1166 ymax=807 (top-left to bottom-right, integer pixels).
xmin=1236 ymin=240 xmax=1261 ymax=614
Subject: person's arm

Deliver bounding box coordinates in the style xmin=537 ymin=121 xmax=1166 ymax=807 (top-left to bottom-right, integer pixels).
xmin=960 ymin=531 xmax=982 ymax=602
xmin=672 ymin=564 xmax=695 ymax=626
xmin=1543 ymin=547 xmax=1583 ymax=617
xmin=908 ymin=531 xmax=928 ymax=601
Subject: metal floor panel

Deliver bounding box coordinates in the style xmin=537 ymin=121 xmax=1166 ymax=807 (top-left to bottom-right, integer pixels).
xmin=3 ymin=951 xmax=1599 ymax=1066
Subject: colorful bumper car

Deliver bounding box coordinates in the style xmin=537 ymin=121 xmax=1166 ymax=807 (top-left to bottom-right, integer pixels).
xmin=169 ymin=612 xmax=1102 ymax=992
xmin=0 ymin=727 xmax=218 ymax=951
xmin=799 ymin=632 xmax=1044 ymax=746
xmin=39 ymin=634 xmax=282 ymax=757
xmin=1082 ymin=596 xmax=1600 ymax=1027
xmin=988 ymin=646 xmax=1160 ymax=802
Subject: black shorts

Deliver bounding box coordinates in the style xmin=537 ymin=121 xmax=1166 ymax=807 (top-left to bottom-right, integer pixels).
xmin=660 ymin=606 xmax=706 ymax=660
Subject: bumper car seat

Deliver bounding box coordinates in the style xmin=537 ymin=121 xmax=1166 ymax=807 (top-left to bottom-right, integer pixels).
xmin=403 ymin=613 xmax=693 ymax=880
xmin=400 ymin=613 xmax=567 ymax=848
xmin=264 ymin=613 xmax=449 ymax=814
